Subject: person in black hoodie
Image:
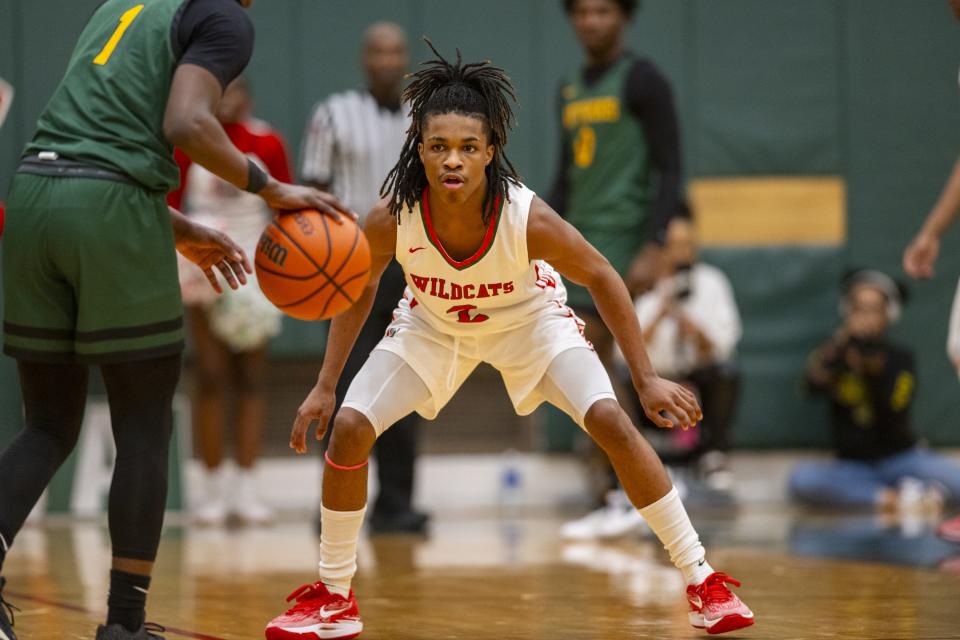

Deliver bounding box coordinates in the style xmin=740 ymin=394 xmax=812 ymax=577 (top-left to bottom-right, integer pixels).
xmin=789 ymin=269 xmax=960 ymax=510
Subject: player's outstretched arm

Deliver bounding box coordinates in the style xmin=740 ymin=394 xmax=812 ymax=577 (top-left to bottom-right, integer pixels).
xmin=163 ymin=65 xmax=352 ymax=219
xmin=289 ymin=202 xmax=398 ymax=453
xmin=527 ymin=197 xmax=701 ymax=430
xmin=904 ymin=157 xmax=960 ymax=279
xmin=169 ymin=207 xmax=252 ymax=293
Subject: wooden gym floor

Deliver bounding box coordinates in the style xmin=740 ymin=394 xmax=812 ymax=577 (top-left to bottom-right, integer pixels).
xmin=3 ymin=509 xmax=959 ymax=639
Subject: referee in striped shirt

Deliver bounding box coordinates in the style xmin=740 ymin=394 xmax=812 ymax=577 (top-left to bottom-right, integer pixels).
xmin=301 ymin=22 xmax=428 ymax=535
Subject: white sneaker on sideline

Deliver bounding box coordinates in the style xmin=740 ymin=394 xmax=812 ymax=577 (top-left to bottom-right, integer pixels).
xmin=194 ymin=466 xmax=229 ymax=526
xmin=561 ymin=490 xmax=647 ymax=541
xmin=231 ymin=469 xmax=274 ymax=526
xmin=699 ymin=451 xmax=735 ymax=492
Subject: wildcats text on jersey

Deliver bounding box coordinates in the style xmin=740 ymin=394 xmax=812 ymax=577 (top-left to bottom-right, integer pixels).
xmin=408 ymin=273 xmax=515 ymax=301
xmin=394 ymin=183 xmax=570 ymax=334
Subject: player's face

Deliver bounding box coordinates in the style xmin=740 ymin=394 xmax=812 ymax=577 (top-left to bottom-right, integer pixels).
xmin=569 ymin=0 xmax=628 ymax=56
xmin=364 ymin=30 xmax=409 ymax=94
xmin=418 ymin=113 xmax=495 ymax=207
xmin=952 ymin=0 xmax=960 ymax=20
xmin=846 ymin=286 xmax=889 ymax=338
xmin=237 ymin=0 xmax=253 ymax=7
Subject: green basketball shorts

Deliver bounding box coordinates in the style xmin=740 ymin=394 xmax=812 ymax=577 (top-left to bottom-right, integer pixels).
xmin=3 ymin=172 xmax=184 ymax=363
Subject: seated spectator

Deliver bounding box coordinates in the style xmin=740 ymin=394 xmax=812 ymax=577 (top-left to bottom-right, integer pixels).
xmin=561 ymin=216 xmax=740 ymax=540
xmin=632 ymin=215 xmax=742 ymax=489
xmin=789 ymin=269 xmax=960 ymax=511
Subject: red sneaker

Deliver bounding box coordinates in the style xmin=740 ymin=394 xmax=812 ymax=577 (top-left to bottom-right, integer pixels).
xmin=686 ymin=572 xmax=755 ymax=635
xmin=265 ymin=582 xmax=362 ymax=640
xmin=937 ymin=515 xmax=960 ymax=543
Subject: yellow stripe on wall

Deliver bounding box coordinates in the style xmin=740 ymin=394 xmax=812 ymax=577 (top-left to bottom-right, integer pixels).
xmin=689 ymin=176 xmax=846 ymax=247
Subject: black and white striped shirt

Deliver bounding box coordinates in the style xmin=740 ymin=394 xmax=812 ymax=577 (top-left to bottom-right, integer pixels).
xmin=301 ymin=89 xmax=409 ymax=220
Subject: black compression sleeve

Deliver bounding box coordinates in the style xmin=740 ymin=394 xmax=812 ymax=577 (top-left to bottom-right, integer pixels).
xmin=625 ymin=60 xmax=689 ymax=244
xmin=546 ymin=83 xmax=571 ymax=217
xmin=175 ymin=0 xmax=255 ymax=89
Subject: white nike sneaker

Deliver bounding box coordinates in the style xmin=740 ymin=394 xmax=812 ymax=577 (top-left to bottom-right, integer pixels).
xmin=561 ymin=491 xmax=647 ymax=541
xmin=232 ymin=470 xmax=274 ymax=526
xmin=193 ymin=467 xmax=229 ymax=526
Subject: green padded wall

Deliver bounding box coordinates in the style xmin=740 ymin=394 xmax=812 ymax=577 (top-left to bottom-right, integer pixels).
xmin=2 ymin=0 xmax=960 ymax=447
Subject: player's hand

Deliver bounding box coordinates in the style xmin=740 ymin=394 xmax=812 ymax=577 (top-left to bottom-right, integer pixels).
xmin=259 ymin=181 xmax=355 ymax=223
xmin=173 ymin=215 xmax=251 ymax=293
xmin=636 ymin=376 xmax=702 ymax=430
xmin=290 ymin=383 xmax=337 ymax=454
xmin=903 ymin=230 xmax=940 ymax=279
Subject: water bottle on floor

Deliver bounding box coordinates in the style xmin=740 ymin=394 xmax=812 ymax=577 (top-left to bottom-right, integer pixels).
xmin=499 ymin=448 xmax=524 ymax=517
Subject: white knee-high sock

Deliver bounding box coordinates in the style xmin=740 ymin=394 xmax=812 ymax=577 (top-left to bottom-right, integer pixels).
xmin=638 ymin=487 xmax=714 ymax=585
xmin=319 ymin=505 xmax=367 ymax=597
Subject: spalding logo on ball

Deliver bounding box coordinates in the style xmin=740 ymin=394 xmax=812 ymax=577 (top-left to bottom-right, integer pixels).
xmin=255 ymin=210 xmax=371 ymax=320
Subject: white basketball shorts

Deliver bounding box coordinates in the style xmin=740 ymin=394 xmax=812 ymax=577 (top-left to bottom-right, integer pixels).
xmin=341 ymin=305 xmax=616 ymax=436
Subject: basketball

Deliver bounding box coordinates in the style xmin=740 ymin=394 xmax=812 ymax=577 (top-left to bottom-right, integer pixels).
xmin=255 ymin=210 xmax=371 ymax=321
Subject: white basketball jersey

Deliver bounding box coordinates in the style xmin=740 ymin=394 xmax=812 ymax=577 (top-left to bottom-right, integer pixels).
xmin=394 ymin=182 xmax=571 ymax=336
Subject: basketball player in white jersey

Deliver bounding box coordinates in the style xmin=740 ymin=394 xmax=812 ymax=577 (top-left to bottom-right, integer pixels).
xmin=264 ymin=45 xmax=755 ymax=640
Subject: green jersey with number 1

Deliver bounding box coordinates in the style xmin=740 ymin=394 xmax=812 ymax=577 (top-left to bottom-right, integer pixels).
xmin=25 ymin=0 xmax=187 ymax=192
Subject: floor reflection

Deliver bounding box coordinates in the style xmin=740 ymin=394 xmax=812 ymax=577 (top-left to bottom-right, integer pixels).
xmin=788 ymin=512 xmax=960 ymax=571
xmin=4 ymin=508 xmax=960 ymax=639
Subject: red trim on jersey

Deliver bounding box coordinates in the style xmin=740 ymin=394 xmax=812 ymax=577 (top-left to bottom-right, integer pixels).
xmin=420 ymin=187 xmax=502 ymax=270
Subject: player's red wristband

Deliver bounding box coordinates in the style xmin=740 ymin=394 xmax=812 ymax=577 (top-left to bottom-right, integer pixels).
xmin=324 ymin=450 xmax=369 ymax=471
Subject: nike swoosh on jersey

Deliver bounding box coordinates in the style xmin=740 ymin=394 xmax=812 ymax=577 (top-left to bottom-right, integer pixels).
xmin=408 ymin=246 xmax=427 ymax=253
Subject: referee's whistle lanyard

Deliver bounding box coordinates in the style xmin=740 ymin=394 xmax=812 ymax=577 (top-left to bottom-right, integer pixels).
xmin=447 ymin=336 xmax=461 ymax=390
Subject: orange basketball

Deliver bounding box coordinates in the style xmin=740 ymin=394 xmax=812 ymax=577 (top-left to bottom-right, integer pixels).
xmin=255 ymin=210 xmax=371 ymax=321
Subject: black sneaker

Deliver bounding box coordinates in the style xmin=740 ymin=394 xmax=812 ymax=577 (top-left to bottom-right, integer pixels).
xmin=0 ymin=577 xmax=18 ymax=640
xmin=95 ymin=622 xmax=165 ymax=639
xmin=369 ymin=510 xmax=430 ymax=535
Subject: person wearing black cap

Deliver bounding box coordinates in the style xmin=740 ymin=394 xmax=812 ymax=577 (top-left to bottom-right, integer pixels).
xmin=789 ymin=269 xmax=960 ymax=511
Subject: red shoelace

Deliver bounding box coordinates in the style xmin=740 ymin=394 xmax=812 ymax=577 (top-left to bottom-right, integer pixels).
xmin=698 ymin=572 xmax=741 ymax=604
xmin=283 ymin=582 xmax=332 ymax=614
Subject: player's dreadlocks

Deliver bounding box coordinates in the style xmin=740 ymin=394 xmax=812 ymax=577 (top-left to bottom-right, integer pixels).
xmin=380 ymin=40 xmax=521 ymax=224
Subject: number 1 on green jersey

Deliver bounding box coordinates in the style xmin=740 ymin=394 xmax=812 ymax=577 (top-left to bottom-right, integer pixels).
xmin=93 ymin=4 xmax=144 ymax=65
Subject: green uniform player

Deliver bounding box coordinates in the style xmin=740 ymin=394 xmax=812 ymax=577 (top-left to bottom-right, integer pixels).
xmin=0 ymin=1 xmax=347 ymax=639
xmin=550 ymin=0 xmax=688 ymax=362
xmin=6 ymin=0 xmax=233 ymax=362
xmin=557 ymin=54 xmax=653 ymax=310
xmin=549 ymin=0 xmax=689 ymax=513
